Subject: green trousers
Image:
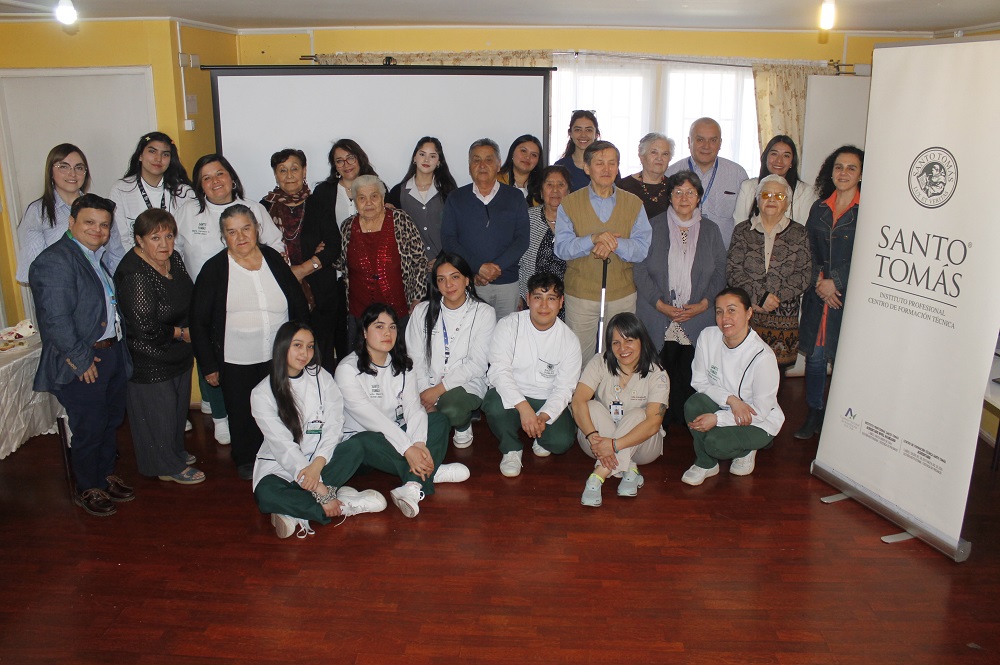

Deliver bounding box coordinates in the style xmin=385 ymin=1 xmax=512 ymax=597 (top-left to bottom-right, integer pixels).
xmin=349 ymin=411 xmax=450 ymax=495
xmin=482 ymin=388 xmax=576 ymax=455
xmin=684 ymin=393 xmax=774 ymax=469
xmin=253 ymin=437 xmax=365 ymax=524
xmin=436 ymin=386 xmax=482 ymax=429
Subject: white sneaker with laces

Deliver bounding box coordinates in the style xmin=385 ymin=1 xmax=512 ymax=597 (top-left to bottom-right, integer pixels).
xmin=617 ymin=467 xmax=645 ymax=497
xmin=213 ymin=417 xmax=231 ymax=445
xmin=271 ymin=513 xmax=297 ymax=539
xmin=453 ymin=425 xmax=473 ymax=449
xmin=200 ymin=400 xmax=212 ymax=415
xmin=730 ymin=450 xmax=757 ymax=476
xmin=531 ymin=440 xmax=551 ymax=457
xmin=432 ymin=463 xmax=470 ymax=484
xmin=390 ymin=483 xmax=425 ymax=518
xmin=681 ymin=463 xmax=720 ymax=486
xmin=500 ymin=450 xmax=523 ymax=477
xmin=336 ymin=486 xmax=388 ymax=515
xmin=294 ymin=518 xmax=315 ymax=539
xmin=581 ymin=475 xmax=603 ymax=507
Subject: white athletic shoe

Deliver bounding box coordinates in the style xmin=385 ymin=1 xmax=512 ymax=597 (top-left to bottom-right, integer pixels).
xmin=390 ymin=483 xmax=425 ymax=518
xmin=681 ymin=463 xmax=720 ymax=486
xmin=200 ymin=400 xmax=212 ymax=415
xmin=531 ymin=440 xmax=551 ymax=457
xmin=271 ymin=513 xmax=297 ymax=539
xmin=336 ymin=486 xmax=388 ymax=515
xmin=500 ymin=450 xmax=523 ymax=477
xmin=213 ymin=417 xmax=231 ymax=445
xmin=432 ymin=463 xmax=471 ymax=484
xmin=730 ymin=450 xmax=757 ymax=476
xmin=453 ymin=425 xmax=474 ymax=449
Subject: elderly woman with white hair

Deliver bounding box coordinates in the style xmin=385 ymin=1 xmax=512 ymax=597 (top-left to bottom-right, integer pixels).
xmin=616 ymin=132 xmax=675 ymax=218
xmin=335 ymin=174 xmax=427 ymax=348
xmin=726 ymin=174 xmax=812 ymax=371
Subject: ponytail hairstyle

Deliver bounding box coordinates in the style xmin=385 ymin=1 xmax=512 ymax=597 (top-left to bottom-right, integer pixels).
xmin=423 ymin=252 xmax=482 ymax=359
xmin=269 ymin=321 xmax=321 ymax=444
xmin=355 ymin=303 xmax=412 ymax=378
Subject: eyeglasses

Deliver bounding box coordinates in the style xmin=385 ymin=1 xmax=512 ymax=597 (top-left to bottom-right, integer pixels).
xmin=334 ymin=154 xmax=358 ymax=167
xmin=55 ymin=162 xmax=87 ymax=174
xmin=760 ymin=191 xmax=788 ymax=201
xmin=671 ymin=188 xmax=699 ymax=199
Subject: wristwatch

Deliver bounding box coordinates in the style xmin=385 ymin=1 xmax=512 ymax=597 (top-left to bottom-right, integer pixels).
xmin=311 ymin=260 xmax=320 ymax=270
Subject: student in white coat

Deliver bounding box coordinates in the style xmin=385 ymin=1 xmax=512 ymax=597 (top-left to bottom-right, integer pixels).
xmin=251 ymin=322 xmax=387 ymax=540
xmin=484 ymin=272 xmax=582 ymax=478
xmin=681 ymin=287 xmax=785 ymax=485
xmin=405 ymin=252 xmax=496 ymax=449
xmin=335 ymin=303 xmax=470 ymax=518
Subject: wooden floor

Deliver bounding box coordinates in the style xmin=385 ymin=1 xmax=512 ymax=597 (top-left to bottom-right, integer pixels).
xmin=2 ymin=377 xmax=999 ymax=664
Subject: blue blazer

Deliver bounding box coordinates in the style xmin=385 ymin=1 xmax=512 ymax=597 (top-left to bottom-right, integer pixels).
xmin=30 ymin=235 xmax=133 ymax=393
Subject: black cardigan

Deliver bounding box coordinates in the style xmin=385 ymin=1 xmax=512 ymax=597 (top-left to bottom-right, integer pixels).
xmin=190 ymin=244 xmax=309 ymax=375
xmin=298 ymin=180 xmax=344 ymax=309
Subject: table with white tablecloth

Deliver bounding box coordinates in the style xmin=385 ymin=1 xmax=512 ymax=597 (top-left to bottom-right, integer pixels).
xmin=0 ymin=336 xmax=64 ymax=459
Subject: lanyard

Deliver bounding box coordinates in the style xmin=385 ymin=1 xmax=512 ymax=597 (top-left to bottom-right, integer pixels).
xmin=440 ymin=300 xmax=474 ymax=366
xmin=687 ymin=157 xmax=719 ymax=211
xmin=137 ymin=178 xmax=167 ymax=210
xmin=70 ymin=233 xmax=116 ymax=303
xmin=441 ymin=316 xmax=451 ymax=365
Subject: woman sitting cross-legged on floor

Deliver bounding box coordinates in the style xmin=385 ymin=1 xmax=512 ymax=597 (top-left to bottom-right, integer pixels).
xmin=334 ymin=303 xmax=470 ymax=518
xmin=681 ymin=287 xmax=785 ymax=486
xmin=571 ymin=312 xmax=668 ymax=507
xmin=251 ymin=321 xmax=387 ymax=539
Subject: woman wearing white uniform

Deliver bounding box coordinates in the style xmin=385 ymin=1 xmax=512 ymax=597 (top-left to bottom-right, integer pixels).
xmin=406 ymin=252 xmax=496 ymax=449
xmin=681 ymin=287 xmax=785 ymax=486
xmin=733 ymin=135 xmax=817 ymax=226
xmin=335 ymin=303 xmax=469 ymax=518
xmin=108 ymin=132 xmax=194 ymax=251
xmin=252 ymin=321 xmax=386 ymax=540
xmin=572 ymin=313 xmax=668 ymax=506
xmin=175 ymin=153 xmax=285 ymax=445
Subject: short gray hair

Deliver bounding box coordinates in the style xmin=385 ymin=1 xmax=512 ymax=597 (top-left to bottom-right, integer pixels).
xmin=689 ymin=117 xmax=722 ymax=138
xmin=351 ymin=174 xmax=387 ymax=198
xmin=468 ymin=138 xmax=501 ymax=162
xmin=218 ymin=203 xmax=261 ymax=242
xmin=638 ymin=132 xmax=675 ymax=157
xmin=756 ymin=174 xmax=792 ymax=215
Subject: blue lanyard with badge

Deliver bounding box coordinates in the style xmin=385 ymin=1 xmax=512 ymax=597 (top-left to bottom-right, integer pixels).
xmin=73 ymin=232 xmax=122 ymax=339
xmin=687 ymin=157 xmax=719 ymax=211
xmin=304 ymin=371 xmax=324 ymax=437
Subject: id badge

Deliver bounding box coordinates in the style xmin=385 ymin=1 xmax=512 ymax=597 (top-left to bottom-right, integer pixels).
xmin=538 ymin=359 xmax=557 ymax=380
xmin=305 ymin=419 xmax=323 ymax=435
xmin=394 ymin=404 xmax=405 ymax=425
xmin=610 ymin=400 xmax=624 ymax=424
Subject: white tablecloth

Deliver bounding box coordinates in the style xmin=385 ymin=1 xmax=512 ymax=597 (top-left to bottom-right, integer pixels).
xmin=0 ymin=336 xmax=63 ymax=459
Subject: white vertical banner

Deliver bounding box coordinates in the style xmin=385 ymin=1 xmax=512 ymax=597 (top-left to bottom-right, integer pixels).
xmin=812 ymin=37 xmax=1000 ymax=562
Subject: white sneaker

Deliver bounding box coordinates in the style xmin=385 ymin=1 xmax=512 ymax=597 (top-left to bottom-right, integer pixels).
xmin=336 ymin=486 xmax=387 ymax=515
xmin=213 ymin=417 xmax=231 ymax=445
xmin=500 ymin=450 xmax=523 ymax=477
xmin=184 ymin=419 xmax=193 ymax=432
xmin=200 ymin=400 xmax=212 ymax=414
xmin=390 ymin=483 xmax=424 ymax=518
xmin=681 ymin=463 xmax=720 ymax=486
xmin=432 ymin=463 xmax=470 ymax=484
xmin=271 ymin=513 xmax=297 ymax=539
xmin=453 ymin=425 xmax=474 ymax=449
xmin=617 ymin=468 xmax=645 ymax=497
xmin=531 ymin=440 xmax=551 ymax=457
xmin=730 ymin=450 xmax=757 ymax=476
xmin=581 ymin=475 xmax=603 ymax=507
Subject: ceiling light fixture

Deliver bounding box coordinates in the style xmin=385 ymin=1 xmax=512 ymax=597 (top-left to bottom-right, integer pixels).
xmin=54 ymin=0 xmax=77 ymax=25
xmin=819 ymin=0 xmax=836 ymax=31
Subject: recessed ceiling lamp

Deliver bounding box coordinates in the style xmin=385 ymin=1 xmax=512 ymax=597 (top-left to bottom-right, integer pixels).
xmin=819 ymin=0 xmax=836 ymax=31
xmin=54 ymin=0 xmax=77 ymax=25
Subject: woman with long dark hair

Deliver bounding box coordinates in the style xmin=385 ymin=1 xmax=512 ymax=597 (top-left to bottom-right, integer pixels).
xmin=385 ymin=137 xmax=458 ymax=263
xmin=795 ymin=145 xmax=865 ymax=440
xmin=405 ymin=252 xmax=496 ymax=449
xmin=250 ymin=321 xmax=386 ymax=539
xmin=571 ymin=312 xmax=668 ymax=506
xmin=108 ymin=132 xmax=194 ymax=251
xmin=17 ymin=143 xmax=125 ymax=281
xmin=497 ymin=134 xmax=544 ymax=206
xmin=733 ymin=135 xmax=817 ymax=225
xmin=554 ymin=110 xmax=600 ymax=191
xmin=334 ymin=303 xmax=468 ymax=519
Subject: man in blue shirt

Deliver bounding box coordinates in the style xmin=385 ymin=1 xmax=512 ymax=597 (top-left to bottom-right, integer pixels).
xmin=31 ymin=193 xmax=134 ymax=517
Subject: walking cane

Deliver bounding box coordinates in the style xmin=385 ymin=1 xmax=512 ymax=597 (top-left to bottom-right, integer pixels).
xmin=596 ymin=258 xmax=610 ymax=354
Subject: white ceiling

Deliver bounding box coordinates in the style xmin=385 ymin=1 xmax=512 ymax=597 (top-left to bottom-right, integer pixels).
xmin=1 ymin=0 xmax=998 ymax=34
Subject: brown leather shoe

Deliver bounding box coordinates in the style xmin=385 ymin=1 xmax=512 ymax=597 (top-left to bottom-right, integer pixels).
xmin=105 ymin=475 xmax=135 ymax=502
xmin=75 ymin=489 xmax=117 ymax=517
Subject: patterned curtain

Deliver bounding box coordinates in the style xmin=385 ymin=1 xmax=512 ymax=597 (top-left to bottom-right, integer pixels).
xmin=316 ymin=50 xmax=552 ymax=67
xmin=752 ymin=63 xmax=836 ymax=152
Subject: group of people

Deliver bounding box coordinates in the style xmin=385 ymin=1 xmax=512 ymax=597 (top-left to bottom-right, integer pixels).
xmin=17 ymin=109 xmax=864 ymax=538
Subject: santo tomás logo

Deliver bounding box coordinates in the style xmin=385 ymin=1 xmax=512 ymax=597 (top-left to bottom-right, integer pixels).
xmin=909 ymin=147 xmax=957 ymax=209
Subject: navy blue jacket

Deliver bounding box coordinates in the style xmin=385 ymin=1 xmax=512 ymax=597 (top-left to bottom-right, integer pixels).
xmin=440 ymin=183 xmax=529 ymax=285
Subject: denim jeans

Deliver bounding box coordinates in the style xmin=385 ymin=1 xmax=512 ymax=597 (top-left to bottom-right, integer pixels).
xmin=804 ymin=345 xmax=829 ymax=410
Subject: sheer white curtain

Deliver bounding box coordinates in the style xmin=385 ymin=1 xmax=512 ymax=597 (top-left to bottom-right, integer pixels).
xmin=551 ymin=54 xmax=759 ymax=176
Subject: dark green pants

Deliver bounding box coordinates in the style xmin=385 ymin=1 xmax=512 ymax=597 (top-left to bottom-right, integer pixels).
xmin=350 ymin=412 xmax=450 ymax=495
xmin=436 ymin=386 xmax=482 ymax=429
xmin=684 ymin=393 xmax=774 ymax=469
xmin=253 ymin=437 xmax=365 ymax=524
xmin=482 ymin=388 xmax=575 ymax=455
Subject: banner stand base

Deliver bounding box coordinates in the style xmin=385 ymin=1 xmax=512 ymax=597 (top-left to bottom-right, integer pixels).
xmin=882 ymin=532 xmax=916 ymax=544
xmin=811 ymin=459 xmax=972 ymax=562
xmin=821 ymin=493 xmax=849 ymax=504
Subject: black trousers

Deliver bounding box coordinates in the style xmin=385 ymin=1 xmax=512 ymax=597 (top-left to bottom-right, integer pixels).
xmin=660 ymin=341 xmax=696 ymax=429
xmin=220 ymin=361 xmax=269 ymax=467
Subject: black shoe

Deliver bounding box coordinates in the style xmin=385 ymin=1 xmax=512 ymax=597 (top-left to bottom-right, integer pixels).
xmin=105 ymin=475 xmax=135 ymax=502
xmin=470 ymin=409 xmax=482 ymax=424
xmin=75 ymin=489 xmax=117 ymax=517
xmin=237 ymin=463 xmax=255 ymax=481
xmin=794 ymin=408 xmax=824 ymax=440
